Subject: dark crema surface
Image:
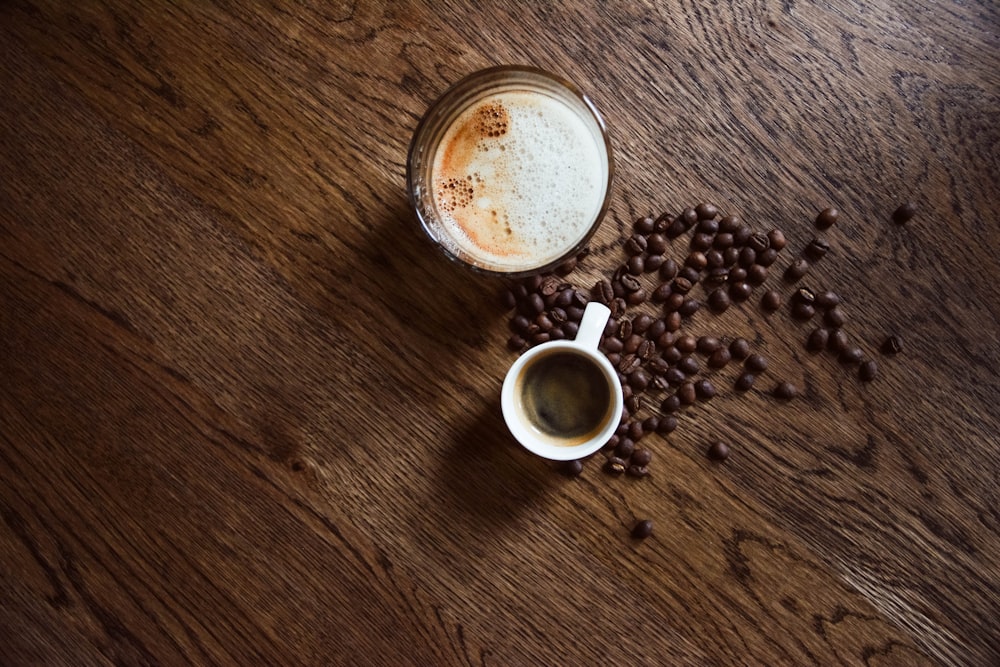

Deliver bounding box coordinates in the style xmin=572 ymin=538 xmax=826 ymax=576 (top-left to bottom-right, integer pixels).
xmin=518 ymin=350 xmax=611 ymax=445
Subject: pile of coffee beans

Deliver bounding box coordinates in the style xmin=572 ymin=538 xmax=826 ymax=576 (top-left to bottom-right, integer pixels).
xmin=501 ymin=202 xmax=910 ymax=483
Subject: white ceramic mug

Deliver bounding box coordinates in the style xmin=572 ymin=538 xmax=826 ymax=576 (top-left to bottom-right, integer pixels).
xmin=501 ymin=302 xmax=623 ymax=460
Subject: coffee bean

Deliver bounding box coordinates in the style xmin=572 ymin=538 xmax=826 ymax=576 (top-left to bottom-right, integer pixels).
xmin=507 ymin=334 xmax=526 ymax=351
xmin=707 ymin=441 xmax=730 ymax=461
xmin=828 ymin=328 xmax=849 ymax=353
xmin=619 ymin=354 xmax=642 ymax=374
xmin=772 ymin=381 xmax=798 ymax=399
xmin=647 ymin=233 xmax=669 ymax=255
xmin=823 ymin=306 xmax=845 ymax=328
xmin=605 ymin=457 xmax=627 ymax=475
xmin=696 ymin=336 xmax=721 ymax=354
xmin=615 ymin=437 xmax=636 ymax=458
xmin=665 ymin=311 xmax=682 ymax=332
xmin=746 ymin=264 xmax=768 ymax=285
xmin=806 ymin=327 xmax=829 ymax=351
xmin=727 ymin=266 xmax=748 ymax=283
xmin=678 ymin=266 xmax=700 ymax=284
xmin=816 ymin=207 xmax=839 ymax=229
xmin=745 ymin=353 xmax=768 ymax=373
xmin=659 ymin=258 xmax=679 ymax=281
xmin=625 ymin=234 xmax=647 ymax=256
xmin=637 ymin=339 xmax=657 ymax=361
xmin=678 ymin=355 xmax=700 ymax=375
xmin=665 ymin=292 xmax=685 ymax=312
xmin=713 ymin=232 xmax=735 ymax=249
xmin=531 ymin=332 xmax=550 ymax=345
xmin=632 ymin=447 xmax=653 ymax=467
xmin=653 ymin=212 xmax=673 ymax=234
xmin=859 ymin=359 xmax=878 ymax=381
xmin=724 ymin=247 xmax=742 ymax=268
xmin=610 ymin=297 xmax=627 ymax=319
xmin=718 ymin=215 xmax=741 ymax=233
xmin=662 ymin=344 xmax=682 ymax=363
xmin=791 ymin=300 xmax=816 ymax=320
xmin=695 ymin=203 xmax=718 ymax=220
xmin=626 ymin=288 xmax=648 ymax=306
xmin=664 ymin=367 xmax=687 ymax=386
xmin=635 ymin=215 xmax=655 ymax=235
xmin=627 ymin=394 xmax=642 ymax=414
xmin=629 ymin=369 xmax=652 ymax=391
xmin=784 ymin=258 xmax=809 ymax=281
xmin=690 ymin=232 xmax=714 ymax=251
xmin=705 ymin=267 xmax=730 ymax=287
xmin=694 ymin=379 xmax=716 ymax=400
xmin=756 ymin=248 xmax=779 ymax=267
xmin=666 ymin=217 xmax=688 ymax=239
xmin=677 ymin=382 xmax=697 ymax=405
xmin=623 ymin=334 xmax=644 ymax=354
xmin=676 ymin=334 xmax=697 ymax=353
xmin=593 ymin=279 xmax=614 ymax=305
xmin=708 ymin=347 xmax=732 ymax=368
xmin=881 ymin=335 xmax=903 ymax=355
xmin=626 ymin=464 xmax=650 ymax=478
xmin=733 ymin=224 xmax=752 ymax=247
xmin=805 ymin=238 xmax=831 ymax=261
xmin=501 ymin=289 xmax=517 ymax=310
xmin=767 ymin=229 xmax=787 ymax=251
xmin=815 ymin=290 xmax=840 ymax=309
xmin=730 ymin=281 xmax=753 ymax=302
xmin=606 ymin=352 xmax=621 ymax=366
xmin=651 ymin=281 xmax=673 ymax=304
xmin=748 ymin=233 xmax=770 ymax=253
xmin=686 ymin=251 xmax=708 ymax=271
xmin=794 ymin=287 xmax=815 ymax=304
xmin=631 ymin=519 xmax=654 ymax=539
xmin=549 ymin=327 xmax=566 ymax=341
xmin=708 ymin=288 xmax=731 ymax=312
xmin=645 ymin=318 xmax=667 ymax=341
xmin=761 ymin=289 xmax=782 ymax=311
xmin=839 ymin=346 xmax=864 ymax=364
xmin=555 ymin=289 xmax=575 ymax=309
xmin=892 ymin=201 xmax=918 ymax=224
xmin=672 ymin=276 xmax=693 ymax=294
xmin=729 ymin=338 xmax=751 ymax=360
xmin=627 ymin=255 xmax=645 ymax=275
xmin=526 ymin=292 xmax=545 ymax=314
xmin=696 ymin=218 xmax=719 ymax=234
xmin=644 ymin=253 xmax=664 ymax=273
xmin=642 ymin=416 xmax=660 ymax=433
xmin=628 ymin=420 xmax=646 ymax=442
xmin=661 ymin=394 xmax=681 ymax=413
xmin=678 ymin=298 xmax=701 ymax=317
xmin=648 ymin=357 xmax=671 ymax=377
xmin=738 ymin=246 xmax=757 ymax=267
xmin=655 ymin=330 xmax=675 ymax=349
xmin=734 ymin=372 xmax=755 ymax=391
xmin=560 ymin=459 xmax=584 ymax=476
xmin=657 ymin=415 xmax=678 ymax=434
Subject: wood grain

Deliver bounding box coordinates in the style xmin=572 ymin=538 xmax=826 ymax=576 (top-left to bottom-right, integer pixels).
xmin=1 ymin=1 xmax=998 ymax=664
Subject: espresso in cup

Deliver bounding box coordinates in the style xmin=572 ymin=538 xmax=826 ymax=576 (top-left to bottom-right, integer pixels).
xmin=408 ymin=66 xmax=613 ymax=277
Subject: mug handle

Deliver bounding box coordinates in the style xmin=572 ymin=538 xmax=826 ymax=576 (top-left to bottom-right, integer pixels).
xmin=574 ymin=302 xmax=611 ymax=350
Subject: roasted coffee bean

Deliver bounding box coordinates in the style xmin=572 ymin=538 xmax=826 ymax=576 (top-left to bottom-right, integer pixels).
xmin=705 ymin=267 xmax=730 ymax=286
xmin=881 ymin=334 xmax=903 ymax=355
xmin=694 ymin=379 xmax=717 ymax=400
xmin=707 ymin=441 xmax=731 ymax=461
xmin=767 ymin=228 xmax=787 ymax=251
xmin=653 ymin=212 xmax=673 ymax=234
xmin=662 ymin=344 xmax=682 ymax=363
xmin=664 ymin=367 xmax=687 ymax=386
xmin=507 ymin=334 xmax=526 ymax=351
xmin=828 ymin=328 xmax=849 ymax=352
xmin=659 ymin=258 xmax=679 ymax=281
xmin=626 ymin=255 xmax=645 ymax=276
xmin=794 ymin=287 xmax=815 ymax=304
xmin=686 ymin=251 xmax=708 ymax=270
xmin=627 ymin=420 xmax=645 ymax=442
xmin=734 ymin=372 xmax=755 ymax=391
xmin=806 ymin=327 xmax=829 ymax=351
xmin=615 ymin=437 xmax=636 ymax=459
xmin=627 ymin=394 xmax=642 ymax=414
xmin=718 ymin=215 xmax=741 ymax=233
xmin=695 ymin=203 xmax=719 ymax=220
xmin=784 ymin=258 xmax=809 ymax=281
xmin=805 ymin=238 xmax=831 ymax=261
xmin=815 ymin=290 xmax=840 ymax=309
xmin=646 ymin=318 xmax=667 ymax=341
xmin=791 ymin=301 xmax=816 ymax=320
xmin=657 ymin=415 xmax=678 ymax=434
xmin=554 ymin=288 xmax=575 ymax=308
xmin=665 ymin=292 xmax=686 ymax=312
xmin=661 ymin=394 xmax=681 ymax=413
xmin=549 ymin=327 xmax=566 ymax=341
xmin=623 ymin=334 xmax=644 ymax=354
xmin=738 ymin=246 xmax=757 ymax=267
xmin=678 ymin=298 xmax=701 ymax=317
xmin=681 ymin=207 xmax=699 ymax=227
xmin=594 ymin=279 xmax=614 ymax=305
xmin=672 ymin=277 xmax=693 ymax=294
xmin=729 ymin=337 xmax=751 ymax=360
xmin=697 ymin=336 xmax=722 ymax=354
xmin=816 ymin=207 xmax=839 ymax=229
xmin=705 ymin=249 xmax=725 ymax=268
xmin=708 ymin=288 xmax=731 ymax=312
xmin=605 ymin=457 xmax=627 ymax=475
xmin=651 ymin=281 xmax=673 ymax=303
xmin=523 ymin=274 xmax=543 ymax=292
xmin=501 ymin=289 xmax=517 ymax=310
xmin=630 ymin=314 xmax=652 ymax=334
xmin=526 ymin=292 xmax=545 ymax=314
xmin=676 ymin=334 xmax=698 ymax=353
xmin=648 ymin=357 xmax=671 ymax=376
xmin=713 ymin=232 xmax=735 ymax=249
xmin=727 ymin=266 xmax=748 ymax=283
xmin=708 ymin=347 xmax=732 ymax=368
xmin=748 ymin=232 xmax=770 ymax=253
xmin=631 ymin=519 xmax=654 ymax=539
xmin=733 ymin=224 xmax=753 ymax=247
xmin=746 ymin=264 xmax=768 ymax=285
xmin=635 ymin=215 xmax=656 ymax=235
xmin=678 ymin=266 xmax=701 ymax=284
xmin=756 ymin=247 xmax=779 ymax=267
xmin=606 ymin=352 xmax=621 ymax=367
xmin=773 ymin=381 xmax=798 ymax=399
xmin=560 ymin=459 xmax=584 ymax=477
xmin=644 ymin=253 xmax=665 ymax=273
xmin=531 ymin=331 xmax=551 ymax=345
xmin=626 ymin=288 xmax=648 ymax=306
xmin=723 ymin=246 xmax=741 ymax=266
xmin=539 ymin=276 xmax=561 ymax=297
xmin=665 ymin=311 xmax=682 ymax=332
xmin=892 ymin=201 xmax=918 ymax=224
xmin=678 ymin=355 xmax=700 ymax=375
xmin=625 ymin=233 xmax=648 ymax=256
xmin=859 ymin=359 xmax=879 ymax=381
xmin=637 ymin=339 xmax=657 ymax=361
xmin=655 ymin=330 xmax=675 ymax=350
xmin=619 ymin=354 xmax=642 ymax=374
xmin=646 ymin=233 xmax=669 ymax=255
xmin=677 ymin=382 xmax=697 ymax=405
xmin=730 ymin=281 xmax=753 ymax=302
xmin=745 ymin=353 xmax=768 ymax=373
xmin=610 ymin=297 xmax=627 ymax=319
xmin=666 ymin=217 xmax=688 ymax=238
xmin=549 ymin=307 xmax=568 ymax=324
xmin=696 ymin=217 xmax=720 ymax=234
xmin=565 ymin=306 xmax=584 ymax=323
xmin=690 ymin=232 xmax=714 ymax=251
xmin=632 ymin=447 xmax=653 ymax=467
xmin=839 ymin=346 xmax=864 ymax=364
xmin=510 ymin=314 xmax=531 ymax=333
xmin=626 ymin=464 xmax=650 ymax=478
xmin=823 ymin=306 xmax=845 ymax=328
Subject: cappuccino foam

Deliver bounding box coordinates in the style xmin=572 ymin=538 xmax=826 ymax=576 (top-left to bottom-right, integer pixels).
xmin=430 ymin=89 xmax=608 ymax=272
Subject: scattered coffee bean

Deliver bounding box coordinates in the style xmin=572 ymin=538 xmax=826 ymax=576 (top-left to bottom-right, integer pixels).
xmin=635 ymin=215 xmax=655 ymax=235
xmin=708 ymin=288 xmax=731 ymax=312
xmin=748 ymin=232 xmax=770 ymax=253
xmin=626 ymin=464 xmax=650 ymax=478
xmin=694 ymin=379 xmax=717 ymax=400
xmin=659 ymin=258 xmax=679 ymax=281
xmin=661 ymin=394 xmax=681 ymax=413
xmin=708 ymin=347 xmax=732 ymax=368
xmin=791 ymin=300 xmax=816 ymax=320
xmin=672 ymin=276 xmax=693 ymax=295
xmin=816 ymin=207 xmax=839 ymax=229
xmin=686 ymin=251 xmax=708 ymax=270
xmin=734 ymin=372 xmax=755 ymax=391
xmin=745 ymin=353 xmax=768 ymax=373
xmin=713 ymin=232 xmax=734 ymax=250
xmin=626 ymin=255 xmax=645 ymax=276
xmin=761 ymin=289 xmax=783 ymax=311
xmin=828 ymin=328 xmax=849 ymax=352
xmin=728 ymin=266 xmax=748 ymax=283
xmin=676 ymin=334 xmax=697 ymax=354
xmin=644 ymin=253 xmax=664 ymax=273
xmin=729 ymin=338 xmax=751 ymax=360
xmin=839 ymin=346 xmax=864 ymax=364
xmin=733 ymin=224 xmax=752 ymax=246
xmin=784 ymin=258 xmax=809 ymax=281
xmin=678 ymin=266 xmax=700 ymax=284
xmin=616 ymin=437 xmax=637 ymax=458
xmin=605 ymin=457 xmax=627 ymax=475
xmin=806 ymin=327 xmax=829 ymax=351
xmin=697 ymin=336 xmax=722 ymax=354
xmin=881 ymin=334 xmax=903 ymax=355
xmin=723 ymin=246 xmax=741 ymax=266
xmin=507 ymin=334 xmax=526 ymax=351
xmin=747 ymin=264 xmax=769 ymax=285
xmin=730 ymin=281 xmax=753 ymax=302
xmin=706 ymin=249 xmax=725 ymax=268
xmin=677 ymin=382 xmax=697 ymax=405
xmin=647 ymin=233 xmax=669 ymax=255
xmin=805 ymin=238 xmax=831 ymax=261
xmin=756 ymin=247 xmax=779 ymax=267
xmin=657 ymin=415 xmax=678 ymax=434
xmin=823 ymin=306 xmax=845 ymax=328
xmin=718 ymin=215 xmax=741 ymax=233
xmin=632 ymin=448 xmax=653 ymax=467
xmin=678 ymin=298 xmax=701 ymax=317
xmin=738 ymin=246 xmax=757 ymax=267
xmin=707 ymin=440 xmax=731 ymax=461
xmin=767 ymin=228 xmax=787 ymax=251
xmin=690 ymin=232 xmax=713 ymax=251
xmin=561 ymin=459 xmax=584 ymax=476
xmin=773 ymin=381 xmax=798 ymax=399
xmin=664 ymin=367 xmax=687 ymax=386
xmin=593 ymin=279 xmax=614 ymax=305
xmin=859 ymin=359 xmax=878 ymax=381
xmin=697 ymin=217 xmax=720 ymax=234
xmin=695 ymin=203 xmax=718 ymax=220
xmin=678 ymin=355 xmax=700 ymax=375
xmin=815 ymin=290 xmax=840 ymax=309
xmin=631 ymin=519 xmax=654 ymax=539
xmin=892 ymin=201 xmax=918 ymax=224
xmin=625 ymin=234 xmax=647 ymax=256
xmin=664 ymin=311 xmax=682 ymax=331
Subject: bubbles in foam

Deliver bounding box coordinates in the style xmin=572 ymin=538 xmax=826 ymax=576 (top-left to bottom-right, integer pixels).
xmin=431 ymin=88 xmax=608 ymax=272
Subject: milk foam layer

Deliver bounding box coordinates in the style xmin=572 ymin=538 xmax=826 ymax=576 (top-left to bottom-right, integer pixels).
xmin=431 ymin=89 xmax=608 ymax=272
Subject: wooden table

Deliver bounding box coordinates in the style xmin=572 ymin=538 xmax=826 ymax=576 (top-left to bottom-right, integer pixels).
xmin=2 ymin=2 xmax=998 ymax=665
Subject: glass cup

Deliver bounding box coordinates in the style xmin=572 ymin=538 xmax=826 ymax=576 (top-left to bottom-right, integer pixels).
xmin=501 ymin=302 xmax=622 ymax=460
xmin=407 ymin=66 xmax=614 ymax=278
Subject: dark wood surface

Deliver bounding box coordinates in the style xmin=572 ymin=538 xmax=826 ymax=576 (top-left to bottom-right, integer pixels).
xmin=2 ymin=2 xmax=999 ymax=665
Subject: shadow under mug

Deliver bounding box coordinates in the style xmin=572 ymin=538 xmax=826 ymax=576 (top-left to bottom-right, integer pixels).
xmin=501 ymin=302 xmax=623 ymax=461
